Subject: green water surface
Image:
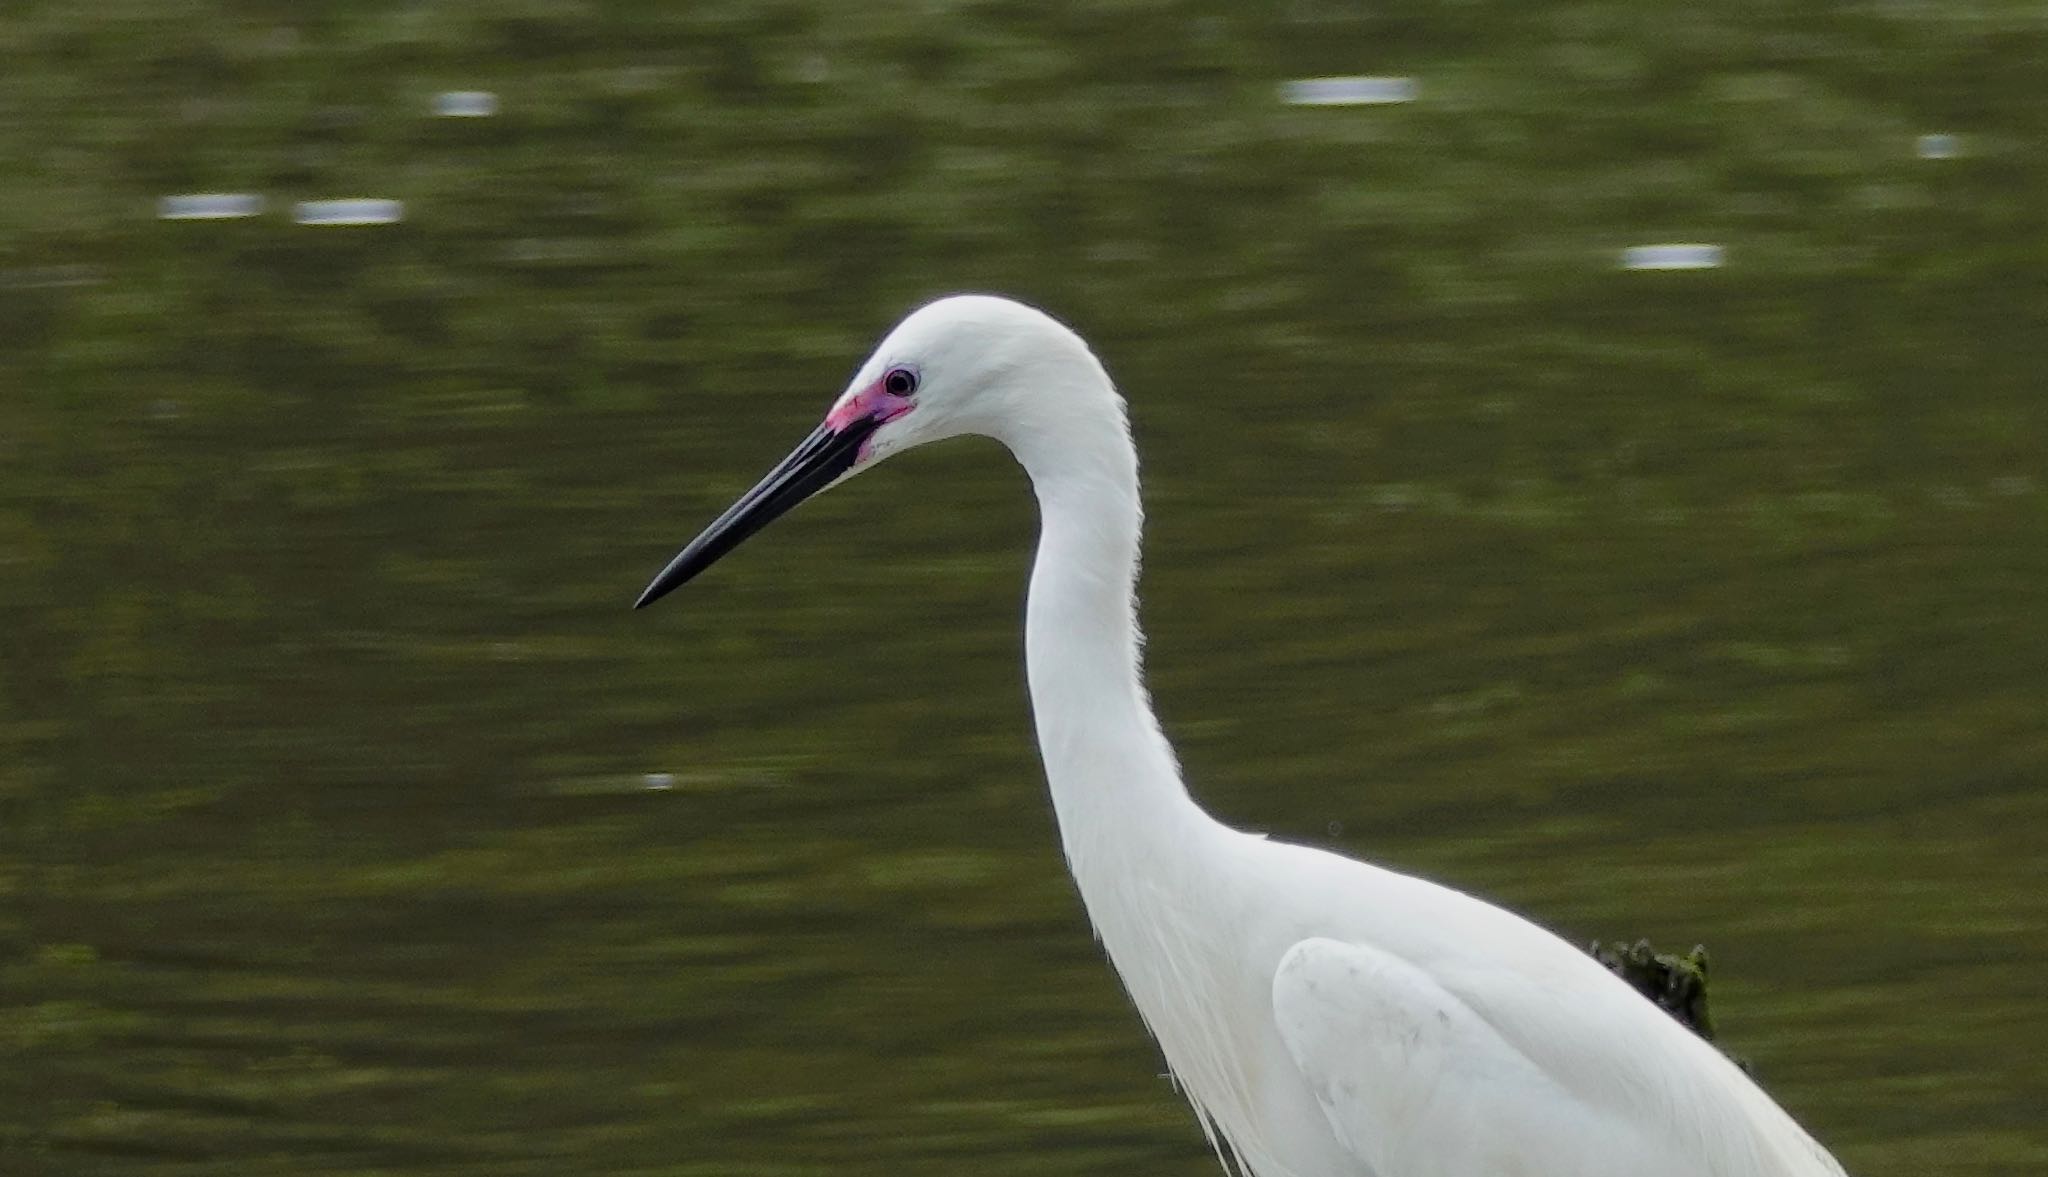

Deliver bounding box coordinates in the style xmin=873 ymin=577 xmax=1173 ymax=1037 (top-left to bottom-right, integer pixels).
xmin=3 ymin=3 xmax=2045 ymax=1174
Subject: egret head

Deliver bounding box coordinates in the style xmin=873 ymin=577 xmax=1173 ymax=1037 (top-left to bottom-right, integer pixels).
xmin=634 ymin=294 xmax=1102 ymax=608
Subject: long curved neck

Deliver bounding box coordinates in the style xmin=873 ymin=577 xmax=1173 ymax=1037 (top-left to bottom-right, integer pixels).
xmin=1005 ymin=391 xmax=1210 ymax=881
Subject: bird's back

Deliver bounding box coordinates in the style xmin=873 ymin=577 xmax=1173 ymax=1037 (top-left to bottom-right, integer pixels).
xmin=1096 ymin=830 xmax=1845 ymax=1177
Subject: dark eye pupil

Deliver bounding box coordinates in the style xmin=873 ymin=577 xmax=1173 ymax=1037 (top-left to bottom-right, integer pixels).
xmin=884 ymin=368 xmax=917 ymax=396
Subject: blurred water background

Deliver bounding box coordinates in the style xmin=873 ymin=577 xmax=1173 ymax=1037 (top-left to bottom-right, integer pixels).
xmin=4 ymin=3 xmax=2045 ymax=1174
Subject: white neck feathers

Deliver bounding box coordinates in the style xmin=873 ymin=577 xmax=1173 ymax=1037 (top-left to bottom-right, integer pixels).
xmin=998 ymin=357 xmax=1205 ymax=882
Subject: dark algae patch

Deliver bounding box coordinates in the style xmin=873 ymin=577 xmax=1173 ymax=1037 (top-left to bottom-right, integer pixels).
xmin=1592 ymin=938 xmax=1754 ymax=1073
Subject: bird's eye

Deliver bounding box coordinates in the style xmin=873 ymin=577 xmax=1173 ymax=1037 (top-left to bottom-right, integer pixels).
xmin=883 ymin=366 xmax=919 ymax=397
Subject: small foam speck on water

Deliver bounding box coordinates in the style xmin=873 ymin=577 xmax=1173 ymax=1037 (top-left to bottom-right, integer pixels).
xmin=1620 ymin=244 xmax=1724 ymax=271
xmin=433 ymin=90 xmax=499 ymax=118
xmin=1281 ymin=76 xmax=1417 ymax=106
xmin=293 ymin=199 xmax=405 ymax=226
xmin=533 ymin=772 xmax=689 ymax=797
xmin=0 ymin=264 xmax=105 ymax=289
xmin=1915 ymin=133 xmax=1960 ymax=160
xmin=158 ymin=193 xmax=264 ymax=220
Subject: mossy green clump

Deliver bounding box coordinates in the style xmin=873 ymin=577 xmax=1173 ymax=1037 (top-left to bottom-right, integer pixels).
xmin=1591 ymin=938 xmax=1752 ymax=1072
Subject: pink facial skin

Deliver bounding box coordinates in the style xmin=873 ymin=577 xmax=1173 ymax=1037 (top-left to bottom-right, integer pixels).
xmin=825 ymin=379 xmax=915 ymax=461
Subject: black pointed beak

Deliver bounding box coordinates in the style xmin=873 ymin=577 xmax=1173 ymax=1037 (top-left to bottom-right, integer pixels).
xmin=634 ymin=416 xmax=881 ymax=609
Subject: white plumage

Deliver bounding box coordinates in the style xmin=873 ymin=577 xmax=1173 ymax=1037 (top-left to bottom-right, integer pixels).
xmin=636 ymin=294 xmax=1848 ymax=1177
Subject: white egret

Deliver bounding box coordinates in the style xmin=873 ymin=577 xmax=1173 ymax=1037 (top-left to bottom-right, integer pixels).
xmin=635 ymin=295 xmax=1847 ymax=1177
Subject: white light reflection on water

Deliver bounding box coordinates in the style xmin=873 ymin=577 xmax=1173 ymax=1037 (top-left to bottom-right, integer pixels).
xmin=433 ymin=90 xmax=499 ymax=117
xmin=293 ymin=199 xmax=406 ymax=226
xmin=1281 ymin=76 xmax=1417 ymax=106
xmin=1916 ymin=133 xmax=1960 ymax=160
xmin=1620 ymin=243 xmax=1724 ymax=270
xmin=157 ymin=193 xmax=265 ymax=220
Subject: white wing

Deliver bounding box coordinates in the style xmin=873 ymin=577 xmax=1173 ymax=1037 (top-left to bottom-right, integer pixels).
xmin=1271 ymin=935 xmax=1846 ymax=1177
